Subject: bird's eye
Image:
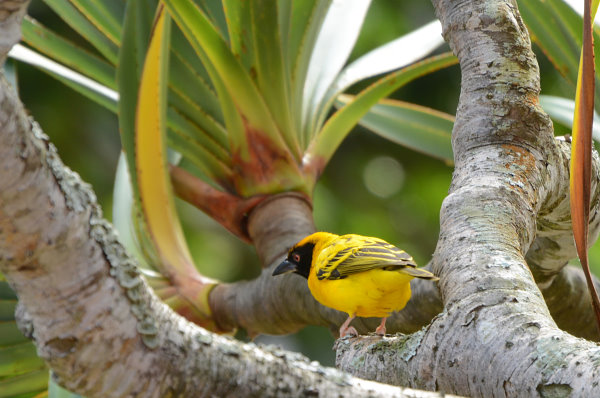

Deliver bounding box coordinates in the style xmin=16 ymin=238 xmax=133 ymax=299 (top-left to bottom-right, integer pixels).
xmin=292 ymin=253 xmax=301 ymax=263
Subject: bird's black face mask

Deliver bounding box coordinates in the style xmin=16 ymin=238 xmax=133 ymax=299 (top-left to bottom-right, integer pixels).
xmin=272 ymin=242 xmax=314 ymax=279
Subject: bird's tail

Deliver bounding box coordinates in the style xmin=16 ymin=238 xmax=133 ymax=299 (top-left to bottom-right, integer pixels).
xmin=401 ymin=267 xmax=439 ymax=281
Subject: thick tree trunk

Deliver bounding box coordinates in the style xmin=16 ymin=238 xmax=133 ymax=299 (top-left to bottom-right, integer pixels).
xmin=336 ymin=0 xmax=600 ymax=396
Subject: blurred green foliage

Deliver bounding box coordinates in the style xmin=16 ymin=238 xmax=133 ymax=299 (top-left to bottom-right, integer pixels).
xmin=16 ymin=0 xmax=599 ymax=367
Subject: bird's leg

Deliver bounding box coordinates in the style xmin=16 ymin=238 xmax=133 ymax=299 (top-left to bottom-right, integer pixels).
xmin=339 ymin=314 xmax=358 ymax=337
xmin=375 ymin=317 xmax=387 ymax=336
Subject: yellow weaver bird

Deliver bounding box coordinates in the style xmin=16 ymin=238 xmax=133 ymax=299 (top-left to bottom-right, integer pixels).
xmin=273 ymin=232 xmax=438 ymax=337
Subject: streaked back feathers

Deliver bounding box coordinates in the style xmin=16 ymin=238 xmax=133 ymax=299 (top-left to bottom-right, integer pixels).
xmin=286 ymin=232 xmax=438 ymax=281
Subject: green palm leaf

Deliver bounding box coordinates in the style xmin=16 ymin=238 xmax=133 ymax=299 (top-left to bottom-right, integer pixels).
xmin=309 ymin=53 xmax=458 ymax=167
xmin=337 ymin=95 xmax=454 ymax=164
xmin=42 ymin=0 xmax=119 ymax=64
xmin=0 ymin=282 xmax=48 ymax=397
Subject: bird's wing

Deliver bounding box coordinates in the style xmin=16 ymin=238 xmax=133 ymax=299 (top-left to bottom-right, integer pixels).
xmin=315 ymin=235 xmax=417 ymax=280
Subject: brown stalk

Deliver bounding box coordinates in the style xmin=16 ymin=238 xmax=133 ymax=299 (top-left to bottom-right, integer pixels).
xmin=169 ymin=165 xmax=267 ymax=243
xmin=570 ymin=0 xmax=600 ymax=332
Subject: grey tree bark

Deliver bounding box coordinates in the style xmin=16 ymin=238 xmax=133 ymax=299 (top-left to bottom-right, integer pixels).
xmin=336 ymin=0 xmax=600 ymax=396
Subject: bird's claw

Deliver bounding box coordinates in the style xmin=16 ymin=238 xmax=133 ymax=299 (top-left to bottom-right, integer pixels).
xmin=340 ymin=326 xmax=359 ymax=338
xmin=375 ymin=317 xmax=387 ymax=336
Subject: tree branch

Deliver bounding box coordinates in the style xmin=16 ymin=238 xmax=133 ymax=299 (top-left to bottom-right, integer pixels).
xmin=0 ymin=0 xmax=28 ymax=64
xmin=336 ymin=0 xmax=600 ymax=395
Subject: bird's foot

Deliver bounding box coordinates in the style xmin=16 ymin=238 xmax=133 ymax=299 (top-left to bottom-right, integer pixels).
xmin=338 ymin=314 xmax=358 ymax=338
xmin=340 ymin=326 xmax=358 ymax=338
xmin=375 ymin=317 xmax=387 ymax=336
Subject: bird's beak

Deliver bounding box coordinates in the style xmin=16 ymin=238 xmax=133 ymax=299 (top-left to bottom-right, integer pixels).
xmin=272 ymin=259 xmax=297 ymax=276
